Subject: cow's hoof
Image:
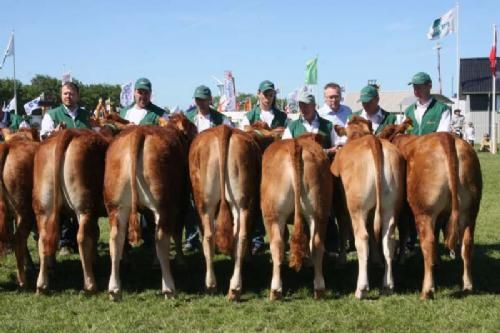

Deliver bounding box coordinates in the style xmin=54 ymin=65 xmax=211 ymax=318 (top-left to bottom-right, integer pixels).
xmin=227 ymin=289 xmax=241 ymax=302
xmin=84 ymin=287 xmax=98 ymax=296
xmin=36 ymin=286 xmax=49 ymax=295
xmin=314 ymin=289 xmax=325 ymax=300
xmin=381 ymin=287 xmax=394 ymax=296
xmin=109 ymin=291 xmax=122 ymax=302
xmin=206 ymin=286 xmax=217 ymax=295
xmin=355 ymin=289 xmax=368 ymax=300
xmin=164 ymin=291 xmax=176 ymax=300
xmin=269 ymin=290 xmax=282 ymax=301
xmin=419 ymin=290 xmax=434 ymax=300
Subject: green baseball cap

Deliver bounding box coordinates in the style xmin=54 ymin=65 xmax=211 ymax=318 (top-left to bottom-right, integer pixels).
xmin=358 ymin=85 xmax=379 ymax=103
xmin=258 ymin=80 xmax=275 ymax=92
xmin=135 ymin=77 xmax=152 ymax=91
xmin=298 ymin=91 xmax=316 ymax=104
xmin=193 ymin=85 xmax=212 ymax=99
xmin=408 ymin=72 xmax=432 ymax=85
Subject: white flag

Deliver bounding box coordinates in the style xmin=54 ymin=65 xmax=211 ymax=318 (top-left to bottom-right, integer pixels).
xmin=120 ymin=82 xmax=134 ymax=107
xmin=427 ymin=8 xmax=456 ymax=40
xmin=0 ymin=33 xmax=14 ymax=69
xmin=5 ymin=96 xmax=16 ymax=112
xmin=62 ymin=72 xmax=72 ymax=84
xmin=24 ymin=96 xmax=41 ymax=115
xmin=223 ymin=71 xmax=236 ymax=112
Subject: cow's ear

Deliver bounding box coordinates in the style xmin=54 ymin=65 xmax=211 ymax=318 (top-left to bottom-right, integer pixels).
xmin=334 ymin=125 xmax=346 ymax=136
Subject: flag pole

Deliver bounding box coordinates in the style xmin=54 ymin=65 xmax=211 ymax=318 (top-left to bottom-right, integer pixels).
xmin=11 ymin=31 xmax=17 ymax=115
xmin=455 ymin=2 xmax=460 ymax=105
xmin=492 ymin=24 xmax=497 ymax=155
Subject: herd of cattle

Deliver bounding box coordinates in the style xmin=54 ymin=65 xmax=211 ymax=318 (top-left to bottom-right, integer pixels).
xmin=0 ymin=113 xmax=482 ymax=301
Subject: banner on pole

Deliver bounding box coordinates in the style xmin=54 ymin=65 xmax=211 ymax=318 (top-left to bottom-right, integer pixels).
xmin=427 ymin=8 xmax=456 ymax=40
xmin=24 ymin=95 xmax=41 ymax=115
xmin=120 ymin=82 xmax=134 ymax=107
xmin=305 ymin=57 xmax=318 ymax=85
xmin=0 ymin=33 xmax=14 ymax=70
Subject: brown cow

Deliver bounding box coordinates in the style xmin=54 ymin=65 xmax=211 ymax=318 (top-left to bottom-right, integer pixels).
xmin=331 ymin=116 xmax=405 ymax=299
xmin=104 ymin=113 xmax=196 ymax=300
xmin=0 ymin=132 xmax=40 ymax=288
xmin=261 ymin=136 xmax=332 ymax=300
xmin=388 ymin=129 xmax=482 ymax=299
xmin=189 ymin=125 xmax=261 ymax=300
xmin=33 ymin=129 xmax=109 ymax=293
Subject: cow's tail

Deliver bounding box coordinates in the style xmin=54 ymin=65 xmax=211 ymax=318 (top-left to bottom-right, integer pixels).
xmin=50 ymin=130 xmax=77 ymax=253
xmin=368 ymin=135 xmax=384 ymax=243
xmin=128 ymin=129 xmax=145 ymax=246
xmin=442 ymin=133 xmax=460 ymax=251
xmin=289 ymin=140 xmax=307 ymax=271
xmin=0 ymin=144 xmax=11 ymax=256
xmin=215 ymin=125 xmax=234 ymax=255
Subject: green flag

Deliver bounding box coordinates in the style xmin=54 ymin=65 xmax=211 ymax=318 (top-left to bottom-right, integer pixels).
xmin=305 ymin=57 xmax=318 ymax=85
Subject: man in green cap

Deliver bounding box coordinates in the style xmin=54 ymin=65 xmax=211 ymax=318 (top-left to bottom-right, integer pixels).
xmin=404 ymin=72 xmax=451 ymax=135
xmin=349 ymin=85 xmax=396 ymax=134
xmin=240 ymin=80 xmax=288 ymax=129
xmin=120 ymin=77 xmax=167 ymax=125
xmin=183 ymin=85 xmax=231 ymax=253
xmin=283 ymin=91 xmax=335 ymax=150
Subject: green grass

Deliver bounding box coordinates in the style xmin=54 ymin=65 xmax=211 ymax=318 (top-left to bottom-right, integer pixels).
xmin=1 ymin=152 xmax=500 ymax=333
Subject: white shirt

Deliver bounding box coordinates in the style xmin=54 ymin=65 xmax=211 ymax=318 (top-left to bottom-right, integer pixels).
xmin=194 ymin=111 xmax=232 ymax=133
xmin=358 ymin=108 xmax=384 ymax=133
xmin=414 ymin=98 xmax=451 ymax=133
xmin=465 ymin=126 xmax=475 ymax=141
xmin=124 ymin=105 xmax=148 ymax=124
xmin=239 ymin=108 xmax=287 ymax=129
xmin=282 ymin=113 xmax=335 ymax=147
xmin=40 ymin=105 xmax=80 ymax=138
xmin=318 ymin=104 xmax=352 ymax=146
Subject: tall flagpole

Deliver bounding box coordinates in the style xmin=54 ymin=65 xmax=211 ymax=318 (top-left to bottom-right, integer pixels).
xmin=12 ymin=31 xmax=17 ymax=115
xmin=455 ymin=3 xmax=460 ymax=105
xmin=492 ymin=24 xmax=497 ymax=155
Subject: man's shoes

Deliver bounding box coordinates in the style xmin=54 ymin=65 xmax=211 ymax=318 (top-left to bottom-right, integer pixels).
xmin=59 ymin=246 xmax=74 ymax=256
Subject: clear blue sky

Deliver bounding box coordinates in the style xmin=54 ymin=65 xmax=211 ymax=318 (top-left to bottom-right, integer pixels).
xmin=0 ymin=0 xmax=498 ymax=109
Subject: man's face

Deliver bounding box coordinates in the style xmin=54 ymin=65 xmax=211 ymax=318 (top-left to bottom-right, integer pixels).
xmin=61 ymin=85 xmax=79 ymax=108
xmin=362 ymin=96 xmax=379 ymax=116
xmin=258 ymin=90 xmax=275 ymax=110
xmin=299 ymin=102 xmax=316 ymax=120
xmin=324 ymin=87 xmax=341 ymax=110
xmin=413 ymin=82 xmax=432 ymax=101
xmin=134 ymin=89 xmax=151 ymax=108
xmin=195 ymin=97 xmax=211 ymax=113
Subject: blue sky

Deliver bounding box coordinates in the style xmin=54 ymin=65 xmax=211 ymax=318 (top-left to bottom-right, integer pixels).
xmin=0 ymin=0 xmax=498 ymax=109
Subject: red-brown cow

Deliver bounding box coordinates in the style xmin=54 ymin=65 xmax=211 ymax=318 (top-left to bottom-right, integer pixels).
xmin=0 ymin=131 xmax=40 ymax=288
xmin=33 ymin=129 xmax=109 ymax=293
xmin=189 ymin=125 xmax=261 ymax=300
xmin=261 ymin=136 xmax=332 ymax=300
xmin=104 ymin=113 xmax=196 ymax=300
xmin=331 ymin=116 xmax=405 ymax=299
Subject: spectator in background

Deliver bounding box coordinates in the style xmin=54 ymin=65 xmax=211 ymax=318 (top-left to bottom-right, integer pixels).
xmin=464 ymin=122 xmax=475 ymax=146
xmin=451 ymin=109 xmax=465 ymax=138
xmin=480 ymin=133 xmax=491 ymax=152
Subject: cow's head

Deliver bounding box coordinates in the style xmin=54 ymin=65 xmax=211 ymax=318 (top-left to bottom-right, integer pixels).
xmin=167 ymin=112 xmax=198 ymax=143
xmin=335 ymin=116 xmax=373 ymax=140
xmin=378 ymin=118 xmax=413 ymax=142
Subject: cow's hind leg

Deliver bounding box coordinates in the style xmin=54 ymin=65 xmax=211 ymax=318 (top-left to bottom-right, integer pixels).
xmin=156 ymin=214 xmax=176 ymax=299
xmin=201 ymin=212 xmax=217 ymax=293
xmin=228 ymin=209 xmax=248 ymax=301
xmin=352 ymin=213 xmax=370 ymax=300
xmin=108 ymin=209 xmax=128 ymax=301
xmin=269 ymin=215 xmax=286 ymax=301
xmin=14 ymin=214 xmax=32 ymax=289
xmin=461 ymin=224 xmax=474 ymax=292
xmin=77 ymin=213 xmax=98 ymax=293
xmin=310 ymin=217 xmax=326 ymax=299
xmin=416 ymin=215 xmax=436 ymax=300
xmin=36 ymin=212 xmax=59 ymax=294
xmin=381 ymin=213 xmax=396 ymax=294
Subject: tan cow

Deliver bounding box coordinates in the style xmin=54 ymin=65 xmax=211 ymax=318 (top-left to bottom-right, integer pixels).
xmin=0 ymin=131 xmax=40 ymax=288
xmin=33 ymin=129 xmax=109 ymax=293
xmin=189 ymin=125 xmax=261 ymax=300
xmin=261 ymin=136 xmax=332 ymax=300
xmin=104 ymin=113 xmax=197 ymax=300
xmin=387 ymin=128 xmax=482 ymax=299
xmin=331 ymin=116 xmax=405 ymax=299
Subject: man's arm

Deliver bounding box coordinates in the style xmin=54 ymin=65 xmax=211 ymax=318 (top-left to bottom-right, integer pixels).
xmin=40 ymin=113 xmax=55 ymax=139
xmin=436 ymin=108 xmax=451 ymax=132
xmin=282 ymin=127 xmax=292 ymax=139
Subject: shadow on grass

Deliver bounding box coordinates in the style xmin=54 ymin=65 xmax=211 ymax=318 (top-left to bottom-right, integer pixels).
xmin=2 ymin=241 xmax=500 ymax=298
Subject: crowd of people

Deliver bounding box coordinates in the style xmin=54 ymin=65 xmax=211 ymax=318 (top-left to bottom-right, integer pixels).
xmin=0 ymin=71 xmax=485 ymax=257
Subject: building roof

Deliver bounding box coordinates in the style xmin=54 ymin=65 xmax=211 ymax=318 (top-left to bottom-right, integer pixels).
xmin=460 ymin=57 xmax=499 ymax=94
xmin=343 ymin=90 xmax=453 ymax=113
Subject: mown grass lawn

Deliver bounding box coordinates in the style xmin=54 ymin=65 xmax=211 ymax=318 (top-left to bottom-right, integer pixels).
xmin=1 ymin=152 xmax=500 ymax=333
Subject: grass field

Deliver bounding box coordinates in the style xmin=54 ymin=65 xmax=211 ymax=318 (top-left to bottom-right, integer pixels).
xmin=1 ymin=153 xmax=500 ymax=333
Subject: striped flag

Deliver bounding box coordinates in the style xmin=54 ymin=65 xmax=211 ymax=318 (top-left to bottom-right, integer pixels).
xmin=0 ymin=33 xmax=14 ymax=69
xmin=490 ymin=27 xmax=497 ymax=77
